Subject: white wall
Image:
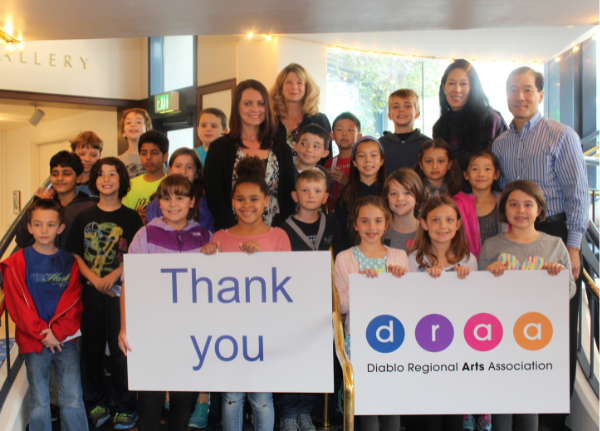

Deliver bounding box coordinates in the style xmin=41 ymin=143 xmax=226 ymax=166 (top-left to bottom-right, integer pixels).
xmin=277 ymin=37 xmax=328 ymax=112
xmin=196 ymin=35 xmax=327 ymax=112
xmin=237 ymin=37 xmax=280 ymax=90
xmin=197 ymin=36 xmax=238 ymax=87
xmin=0 ymin=109 xmax=118 ymax=232
xmin=0 ymin=38 xmax=148 ymax=100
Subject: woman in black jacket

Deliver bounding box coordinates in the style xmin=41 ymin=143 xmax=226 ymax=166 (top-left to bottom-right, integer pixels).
xmin=432 ymin=59 xmax=507 ymax=170
xmin=204 ymin=79 xmax=296 ymax=231
xmin=269 ymin=63 xmax=331 ymax=165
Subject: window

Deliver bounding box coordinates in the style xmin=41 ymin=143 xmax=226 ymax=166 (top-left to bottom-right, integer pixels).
xmin=163 ymin=36 xmax=194 ymax=92
xmin=326 ymin=49 xmax=544 ymax=148
xmin=150 ymin=35 xmax=195 ymax=95
xmin=167 ymin=128 xmax=195 ymax=153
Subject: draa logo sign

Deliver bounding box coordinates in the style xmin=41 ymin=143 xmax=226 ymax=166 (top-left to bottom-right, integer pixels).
xmin=366 ymin=312 xmax=553 ymax=353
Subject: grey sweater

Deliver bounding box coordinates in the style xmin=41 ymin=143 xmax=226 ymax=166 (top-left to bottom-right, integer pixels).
xmin=379 ymin=129 xmax=431 ymax=174
xmin=478 ymin=232 xmax=575 ymax=298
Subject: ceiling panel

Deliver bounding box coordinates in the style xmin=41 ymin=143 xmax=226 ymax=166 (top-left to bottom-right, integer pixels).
xmin=0 ymin=0 xmax=597 ymax=42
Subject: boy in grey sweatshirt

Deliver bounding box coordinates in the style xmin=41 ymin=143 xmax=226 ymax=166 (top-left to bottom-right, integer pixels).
xmin=379 ymin=89 xmax=431 ymax=174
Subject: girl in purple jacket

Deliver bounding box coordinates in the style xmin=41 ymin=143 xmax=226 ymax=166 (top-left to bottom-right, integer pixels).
xmin=118 ymin=174 xmax=211 ymax=431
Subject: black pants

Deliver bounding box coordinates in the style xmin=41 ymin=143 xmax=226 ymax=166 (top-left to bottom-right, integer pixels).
xmin=404 ymin=414 xmax=462 ymax=431
xmin=535 ymin=218 xmax=581 ymax=430
xmin=137 ymin=391 xmax=193 ymax=431
xmin=360 ymin=415 xmax=400 ymax=431
xmin=80 ymin=292 xmax=137 ymax=414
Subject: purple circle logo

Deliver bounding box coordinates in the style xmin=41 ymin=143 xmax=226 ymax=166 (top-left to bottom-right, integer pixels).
xmin=415 ymin=314 xmax=454 ymax=352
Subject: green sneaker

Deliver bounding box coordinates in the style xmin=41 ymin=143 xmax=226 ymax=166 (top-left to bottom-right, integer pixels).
xmin=113 ymin=412 xmax=137 ymax=429
xmin=188 ymin=401 xmax=210 ymax=428
xmin=89 ymin=405 xmax=110 ymax=429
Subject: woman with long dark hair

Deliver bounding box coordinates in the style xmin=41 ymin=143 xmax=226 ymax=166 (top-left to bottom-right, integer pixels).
xmin=204 ymin=79 xmax=296 ymax=231
xmin=432 ymin=59 xmax=507 ymax=169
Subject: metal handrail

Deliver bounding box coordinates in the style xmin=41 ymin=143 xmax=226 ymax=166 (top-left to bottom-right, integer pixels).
xmin=331 ymin=252 xmax=354 ymax=431
xmin=585 ymin=157 xmax=599 ymax=166
xmin=578 ymin=268 xmax=599 ymax=397
xmin=581 ymin=130 xmax=599 ymax=146
xmin=583 ymin=270 xmax=599 ymax=299
xmin=583 ymin=144 xmax=599 ymax=156
xmin=0 ymin=177 xmax=51 ymax=260
xmin=0 ymin=180 xmax=50 ymax=414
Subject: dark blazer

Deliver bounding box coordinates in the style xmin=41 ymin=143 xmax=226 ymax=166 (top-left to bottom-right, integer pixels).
xmin=275 ymin=112 xmax=332 ymax=165
xmin=204 ymin=134 xmax=296 ymax=231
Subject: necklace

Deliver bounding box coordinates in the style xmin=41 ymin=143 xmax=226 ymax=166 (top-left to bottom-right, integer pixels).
xmin=283 ymin=115 xmax=302 ymax=128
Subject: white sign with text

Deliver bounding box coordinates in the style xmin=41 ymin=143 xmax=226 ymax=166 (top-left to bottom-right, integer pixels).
xmin=124 ymin=252 xmax=333 ymax=392
xmin=349 ymin=271 xmax=569 ymax=415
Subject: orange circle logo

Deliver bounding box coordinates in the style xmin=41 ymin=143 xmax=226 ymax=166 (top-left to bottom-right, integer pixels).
xmin=513 ymin=312 xmax=553 ymax=351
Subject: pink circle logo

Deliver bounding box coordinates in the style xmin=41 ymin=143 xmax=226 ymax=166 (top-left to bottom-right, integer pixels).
xmin=463 ymin=313 xmax=503 ymax=351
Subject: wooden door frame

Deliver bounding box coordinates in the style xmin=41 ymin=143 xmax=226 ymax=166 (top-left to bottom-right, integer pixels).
xmin=195 ymin=78 xmax=236 ymax=148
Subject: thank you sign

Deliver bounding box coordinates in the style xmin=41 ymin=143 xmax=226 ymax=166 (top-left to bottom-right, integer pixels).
xmin=350 ymin=271 xmax=569 ymax=415
xmin=124 ymin=252 xmax=333 ymax=392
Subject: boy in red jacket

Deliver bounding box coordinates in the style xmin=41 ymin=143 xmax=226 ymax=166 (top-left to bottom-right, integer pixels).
xmin=0 ymin=199 xmax=87 ymax=431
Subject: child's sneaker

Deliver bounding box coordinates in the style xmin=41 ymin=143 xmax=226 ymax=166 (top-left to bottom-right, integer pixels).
xmin=89 ymin=405 xmax=110 ymax=429
xmin=281 ymin=417 xmax=300 ymax=431
xmin=113 ymin=412 xmax=137 ymax=429
xmin=298 ymin=413 xmax=317 ymax=431
xmin=188 ymin=401 xmax=210 ymax=428
xmin=477 ymin=414 xmax=491 ymax=431
xmin=463 ymin=414 xmax=475 ymax=431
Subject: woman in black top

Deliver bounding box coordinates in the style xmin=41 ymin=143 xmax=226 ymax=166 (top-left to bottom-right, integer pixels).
xmin=269 ymin=63 xmax=332 ymax=165
xmin=204 ymin=79 xmax=296 ymax=231
xmin=432 ymin=59 xmax=507 ymax=170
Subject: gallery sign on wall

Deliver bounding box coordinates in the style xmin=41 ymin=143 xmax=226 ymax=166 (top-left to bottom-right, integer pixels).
xmin=349 ymin=271 xmax=570 ymax=415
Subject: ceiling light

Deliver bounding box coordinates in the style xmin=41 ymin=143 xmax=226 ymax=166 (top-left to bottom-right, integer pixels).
xmin=6 ymin=42 xmax=15 ymax=53
xmin=265 ymin=35 xmax=272 ymax=42
xmin=573 ymin=46 xmax=580 ymax=52
xmin=0 ymin=27 xmax=23 ymax=49
xmin=29 ymin=107 xmax=45 ymax=126
xmin=247 ymin=32 xmax=253 ymax=39
xmin=554 ymin=57 xmax=561 ymax=62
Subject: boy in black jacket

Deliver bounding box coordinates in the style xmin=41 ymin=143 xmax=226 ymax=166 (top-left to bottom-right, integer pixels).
xmin=379 ymin=89 xmax=431 ymax=174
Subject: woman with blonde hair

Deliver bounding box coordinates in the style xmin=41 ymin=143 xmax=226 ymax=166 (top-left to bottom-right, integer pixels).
xmin=269 ymin=63 xmax=332 ymax=165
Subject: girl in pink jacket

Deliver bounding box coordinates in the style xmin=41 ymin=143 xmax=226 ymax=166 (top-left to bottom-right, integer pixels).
xmin=453 ymin=150 xmax=508 ymax=260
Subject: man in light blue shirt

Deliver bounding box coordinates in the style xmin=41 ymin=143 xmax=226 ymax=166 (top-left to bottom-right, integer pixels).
xmin=492 ymin=67 xmax=589 ymax=279
xmin=493 ymin=67 xmax=588 ymax=429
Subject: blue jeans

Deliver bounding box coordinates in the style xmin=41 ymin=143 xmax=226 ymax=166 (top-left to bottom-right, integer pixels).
xmin=24 ymin=342 xmax=88 ymax=431
xmin=222 ymin=392 xmax=274 ymax=431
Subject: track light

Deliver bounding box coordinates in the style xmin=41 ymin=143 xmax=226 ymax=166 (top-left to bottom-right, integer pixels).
xmin=29 ymin=107 xmax=45 ymax=126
